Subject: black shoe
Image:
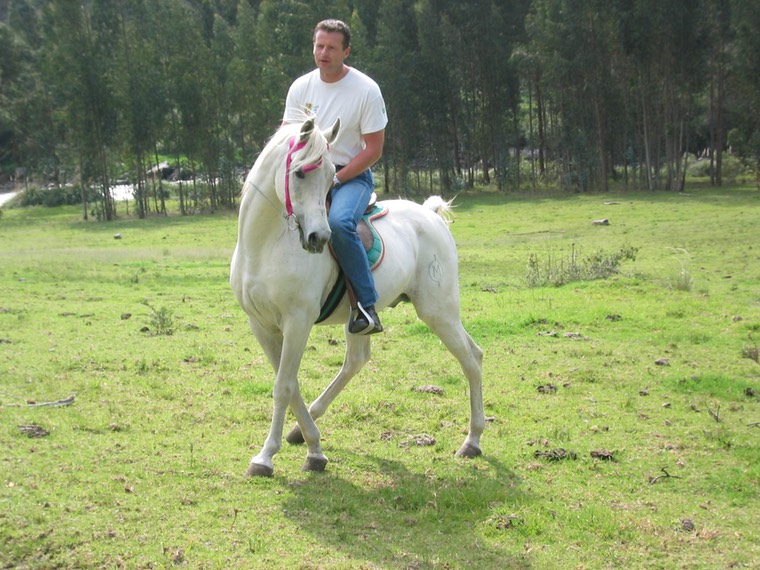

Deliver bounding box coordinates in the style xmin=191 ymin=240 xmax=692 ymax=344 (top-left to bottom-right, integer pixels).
xmin=348 ymin=303 xmax=383 ymax=335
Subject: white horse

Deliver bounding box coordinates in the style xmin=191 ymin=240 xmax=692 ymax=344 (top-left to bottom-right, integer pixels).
xmin=230 ymin=117 xmax=484 ymax=477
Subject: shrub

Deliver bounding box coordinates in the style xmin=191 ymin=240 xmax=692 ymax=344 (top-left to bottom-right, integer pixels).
xmin=141 ymin=301 xmax=175 ymax=336
xmin=686 ymin=153 xmax=750 ymax=182
xmin=13 ymin=185 xmax=99 ymax=207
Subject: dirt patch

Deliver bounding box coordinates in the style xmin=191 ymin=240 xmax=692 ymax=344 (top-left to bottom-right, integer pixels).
xmin=534 ymin=448 xmax=577 ymax=461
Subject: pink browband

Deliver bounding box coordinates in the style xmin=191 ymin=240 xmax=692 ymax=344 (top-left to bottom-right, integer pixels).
xmin=284 ymin=136 xmax=324 ymax=219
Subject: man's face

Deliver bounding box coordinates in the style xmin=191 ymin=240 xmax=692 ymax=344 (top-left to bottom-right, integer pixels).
xmin=313 ymin=30 xmax=349 ymax=75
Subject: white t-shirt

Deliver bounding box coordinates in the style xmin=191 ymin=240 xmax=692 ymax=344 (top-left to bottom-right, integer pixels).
xmin=283 ymin=68 xmax=387 ymax=166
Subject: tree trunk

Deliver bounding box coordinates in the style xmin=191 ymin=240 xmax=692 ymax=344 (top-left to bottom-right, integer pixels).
xmin=641 ymin=89 xmax=653 ymax=191
xmin=594 ymin=97 xmax=609 ymax=191
xmin=536 ymin=80 xmax=546 ymax=177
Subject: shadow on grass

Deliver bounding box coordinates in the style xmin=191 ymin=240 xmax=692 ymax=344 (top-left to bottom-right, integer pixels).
xmin=280 ymin=451 xmax=532 ymax=569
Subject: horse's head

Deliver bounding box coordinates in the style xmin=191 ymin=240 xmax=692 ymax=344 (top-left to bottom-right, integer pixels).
xmin=280 ymin=117 xmax=340 ymax=254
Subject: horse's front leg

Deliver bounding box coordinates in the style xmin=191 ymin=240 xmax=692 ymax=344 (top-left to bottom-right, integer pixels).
xmin=246 ymin=322 xmax=327 ymax=477
xmin=286 ymin=332 xmax=371 ymax=444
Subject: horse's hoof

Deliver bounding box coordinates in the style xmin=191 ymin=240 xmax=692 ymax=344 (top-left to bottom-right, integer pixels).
xmin=301 ymin=456 xmax=328 ymax=473
xmin=455 ymin=443 xmax=482 ymax=458
xmin=286 ymin=425 xmax=305 ymax=445
xmin=245 ymin=462 xmax=274 ymax=477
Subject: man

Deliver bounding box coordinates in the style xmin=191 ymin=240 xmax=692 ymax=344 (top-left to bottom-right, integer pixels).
xmin=282 ymin=19 xmax=387 ymax=335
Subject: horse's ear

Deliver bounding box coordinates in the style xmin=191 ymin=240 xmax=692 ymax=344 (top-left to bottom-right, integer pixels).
xmin=323 ymin=118 xmax=340 ymax=145
xmin=299 ymin=118 xmax=316 ymax=144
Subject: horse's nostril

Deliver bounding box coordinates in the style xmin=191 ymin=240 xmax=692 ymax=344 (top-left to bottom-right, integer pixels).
xmin=308 ymin=232 xmax=326 ymax=250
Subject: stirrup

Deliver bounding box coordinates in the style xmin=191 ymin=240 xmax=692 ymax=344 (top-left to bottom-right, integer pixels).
xmin=348 ymin=302 xmax=383 ymax=335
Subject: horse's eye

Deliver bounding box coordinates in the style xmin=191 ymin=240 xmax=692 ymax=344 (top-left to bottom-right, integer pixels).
xmin=295 ymin=169 xmax=305 ymax=179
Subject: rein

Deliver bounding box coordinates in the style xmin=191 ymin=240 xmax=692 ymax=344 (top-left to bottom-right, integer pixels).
xmin=283 ymin=136 xmax=324 ymax=227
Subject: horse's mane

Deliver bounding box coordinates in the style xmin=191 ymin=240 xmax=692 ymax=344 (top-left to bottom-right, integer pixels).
xmin=242 ymin=118 xmax=330 ymax=197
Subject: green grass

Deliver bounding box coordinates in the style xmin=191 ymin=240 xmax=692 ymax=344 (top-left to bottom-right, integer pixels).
xmin=1 ymin=186 xmax=759 ymax=569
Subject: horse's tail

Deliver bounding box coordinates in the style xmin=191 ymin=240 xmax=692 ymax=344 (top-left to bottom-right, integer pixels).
xmin=423 ymin=195 xmax=455 ymax=224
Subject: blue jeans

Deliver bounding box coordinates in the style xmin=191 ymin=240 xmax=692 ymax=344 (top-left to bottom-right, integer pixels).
xmin=328 ymin=169 xmax=377 ymax=307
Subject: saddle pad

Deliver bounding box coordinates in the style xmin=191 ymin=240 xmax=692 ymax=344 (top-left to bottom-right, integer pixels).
xmin=364 ymin=205 xmax=389 ymax=269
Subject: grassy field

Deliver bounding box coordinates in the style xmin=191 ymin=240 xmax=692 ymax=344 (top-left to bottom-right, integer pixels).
xmin=1 ymin=186 xmax=759 ymax=569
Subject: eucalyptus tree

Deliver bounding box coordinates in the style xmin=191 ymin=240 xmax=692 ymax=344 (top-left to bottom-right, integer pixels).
xmin=701 ymin=0 xmax=733 ymax=186
xmin=617 ymin=0 xmax=708 ymax=191
xmin=43 ymin=0 xmax=119 ymax=219
xmin=372 ymin=0 xmax=420 ymax=195
xmin=510 ymin=43 xmax=548 ymax=186
xmin=227 ymin=0 xmax=266 ymax=168
xmin=459 ymin=0 xmax=524 ymax=190
xmin=207 ymin=12 xmax=236 ymax=207
xmin=110 ymin=0 xmax=171 ymax=217
xmin=414 ymin=0 xmax=458 ymax=193
xmin=346 ymin=7 xmax=370 ymax=70
xmin=727 ymin=0 xmax=760 ymax=183
xmin=522 ymin=0 xmax=624 ymax=191
xmin=4 ymin=0 xmax=91 ymax=205
xmin=1 ymin=4 xmax=43 ymax=182
xmin=160 ymin=0 xmax=217 ymax=211
xmin=252 ymin=0 xmax=313 ymax=134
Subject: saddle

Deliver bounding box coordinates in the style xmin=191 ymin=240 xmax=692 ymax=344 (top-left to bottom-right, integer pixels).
xmin=316 ymin=194 xmax=388 ymax=323
xmin=356 ymin=193 xmax=387 ymax=267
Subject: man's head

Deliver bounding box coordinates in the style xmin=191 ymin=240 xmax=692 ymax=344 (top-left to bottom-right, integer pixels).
xmin=314 ymin=19 xmax=351 ymax=50
xmin=313 ymin=19 xmax=351 ymax=80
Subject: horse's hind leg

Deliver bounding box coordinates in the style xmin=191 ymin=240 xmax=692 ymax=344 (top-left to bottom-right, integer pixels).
xmin=286 ymin=332 xmax=372 ymax=444
xmin=417 ymin=310 xmax=485 ymax=457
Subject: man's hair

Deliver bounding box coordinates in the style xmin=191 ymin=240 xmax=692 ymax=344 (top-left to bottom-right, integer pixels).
xmin=314 ymin=19 xmax=351 ymax=50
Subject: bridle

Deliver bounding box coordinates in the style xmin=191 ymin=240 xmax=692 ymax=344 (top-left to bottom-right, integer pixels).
xmin=283 ymin=136 xmax=325 ymax=228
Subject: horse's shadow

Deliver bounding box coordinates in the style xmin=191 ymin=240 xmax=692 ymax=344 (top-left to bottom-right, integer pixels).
xmin=280 ymin=451 xmax=532 ymax=569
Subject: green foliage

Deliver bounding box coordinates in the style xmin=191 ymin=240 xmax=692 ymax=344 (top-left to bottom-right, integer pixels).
xmin=686 ymin=153 xmax=752 ymax=182
xmin=140 ymin=300 xmax=175 ymax=336
xmin=3 ymin=0 xmax=759 ymax=204
xmin=10 ymin=185 xmax=96 ymax=207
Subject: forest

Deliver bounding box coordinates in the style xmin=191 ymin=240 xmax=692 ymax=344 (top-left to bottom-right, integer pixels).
xmin=0 ymin=0 xmax=759 ymax=219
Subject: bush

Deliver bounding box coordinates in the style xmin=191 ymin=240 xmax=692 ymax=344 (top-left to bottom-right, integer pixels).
xmin=686 ymin=153 xmax=750 ymax=182
xmin=13 ymin=185 xmax=98 ymax=207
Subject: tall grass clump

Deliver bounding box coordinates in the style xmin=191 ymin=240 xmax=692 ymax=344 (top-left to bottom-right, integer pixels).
xmin=525 ymin=243 xmax=638 ymax=288
xmin=668 ymin=247 xmax=693 ymax=291
xmin=742 ymin=335 xmax=760 ymax=365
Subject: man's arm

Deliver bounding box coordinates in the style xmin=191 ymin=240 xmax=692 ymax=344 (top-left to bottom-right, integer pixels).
xmin=334 ymin=130 xmax=385 ymax=184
